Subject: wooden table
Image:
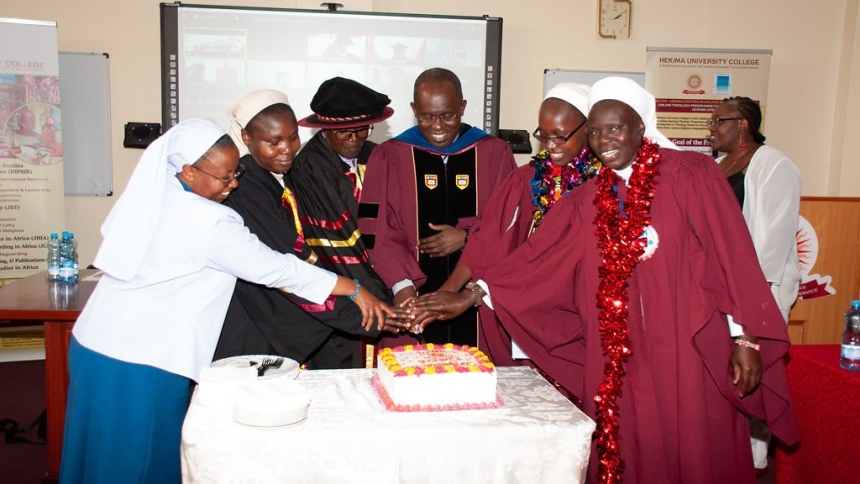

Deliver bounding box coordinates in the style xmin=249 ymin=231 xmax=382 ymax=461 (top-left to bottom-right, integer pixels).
xmin=0 ymin=269 xmax=98 ymax=484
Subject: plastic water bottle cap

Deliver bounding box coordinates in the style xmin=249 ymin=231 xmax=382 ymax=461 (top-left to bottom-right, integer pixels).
xmin=852 ymin=300 xmax=860 ymax=310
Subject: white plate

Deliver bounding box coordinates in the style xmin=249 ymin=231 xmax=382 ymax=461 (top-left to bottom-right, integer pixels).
xmin=211 ymin=355 xmax=300 ymax=380
xmin=235 ymin=416 xmax=307 ymax=429
xmin=232 ymin=380 xmax=311 ymax=427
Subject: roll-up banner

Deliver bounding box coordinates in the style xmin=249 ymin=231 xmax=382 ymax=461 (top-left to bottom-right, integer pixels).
xmin=0 ymin=17 xmax=65 ymax=278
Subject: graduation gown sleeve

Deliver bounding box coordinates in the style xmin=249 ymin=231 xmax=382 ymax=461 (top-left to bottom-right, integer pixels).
xmin=480 ymin=188 xmax=591 ymax=398
xmin=678 ymin=152 xmax=799 ymax=445
xmin=458 ymin=166 xmax=538 ymax=366
xmin=460 ymin=137 xmax=517 ymax=233
xmin=286 ymin=134 xmax=391 ymax=302
xmin=459 ymin=165 xmax=534 ymax=278
xmin=358 ymin=140 xmax=428 ymax=289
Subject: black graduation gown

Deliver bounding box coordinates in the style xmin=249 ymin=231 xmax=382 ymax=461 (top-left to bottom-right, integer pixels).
xmin=285 ymin=132 xmax=391 ymax=301
xmin=213 ymin=154 xmax=380 ymax=368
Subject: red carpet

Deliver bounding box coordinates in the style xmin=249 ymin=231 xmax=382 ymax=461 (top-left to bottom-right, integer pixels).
xmin=0 ymin=359 xmax=47 ymax=484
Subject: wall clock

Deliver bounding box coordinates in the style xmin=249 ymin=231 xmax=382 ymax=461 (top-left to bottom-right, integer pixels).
xmin=598 ymin=0 xmax=632 ymax=40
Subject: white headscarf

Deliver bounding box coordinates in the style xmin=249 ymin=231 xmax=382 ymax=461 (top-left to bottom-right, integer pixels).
xmin=94 ymin=119 xmax=227 ymax=281
xmin=544 ymin=82 xmax=590 ymax=118
xmin=588 ymin=76 xmax=679 ymax=150
xmin=227 ymin=89 xmax=290 ymax=157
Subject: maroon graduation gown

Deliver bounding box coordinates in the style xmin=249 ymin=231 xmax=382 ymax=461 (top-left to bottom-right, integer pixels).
xmin=483 ymin=148 xmax=799 ymax=484
xmin=359 ymin=133 xmax=516 ymax=345
xmin=458 ymin=165 xmax=536 ymax=365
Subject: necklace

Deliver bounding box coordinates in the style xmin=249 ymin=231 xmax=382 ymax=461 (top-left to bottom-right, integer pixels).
xmin=530 ymin=147 xmax=601 ymax=229
xmin=592 ymin=138 xmax=661 ymax=484
xmin=720 ymin=148 xmax=748 ymax=176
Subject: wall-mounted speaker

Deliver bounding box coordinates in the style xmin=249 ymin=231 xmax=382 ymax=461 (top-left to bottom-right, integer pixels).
xmin=123 ymin=122 xmax=161 ymax=149
xmin=498 ymin=129 xmax=532 ymax=154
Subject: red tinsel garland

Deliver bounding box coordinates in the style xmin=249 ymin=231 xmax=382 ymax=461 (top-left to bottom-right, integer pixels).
xmin=592 ymin=139 xmax=661 ymax=484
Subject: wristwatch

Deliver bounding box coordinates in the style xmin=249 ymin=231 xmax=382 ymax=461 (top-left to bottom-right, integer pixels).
xmin=464 ymin=282 xmax=483 ymax=308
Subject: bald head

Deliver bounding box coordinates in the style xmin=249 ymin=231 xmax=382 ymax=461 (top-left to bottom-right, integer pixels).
xmin=413 ymin=68 xmax=463 ymax=103
xmin=411 ymin=68 xmax=467 ymax=149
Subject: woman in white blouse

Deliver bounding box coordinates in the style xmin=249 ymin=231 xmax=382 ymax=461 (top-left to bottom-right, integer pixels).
xmin=708 ymin=96 xmax=801 ymax=321
xmin=59 ymin=119 xmax=400 ymax=484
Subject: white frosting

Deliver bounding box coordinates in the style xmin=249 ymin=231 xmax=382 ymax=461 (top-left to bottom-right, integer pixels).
xmin=376 ymin=348 xmax=497 ymax=407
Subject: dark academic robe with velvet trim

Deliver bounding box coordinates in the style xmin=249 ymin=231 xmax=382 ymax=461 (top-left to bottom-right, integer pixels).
xmin=285 ymin=131 xmax=391 ymax=302
xmin=213 ymin=155 xmax=380 ymax=368
xmin=358 ymin=125 xmax=516 ymax=346
xmin=458 ymin=165 xmax=535 ymax=366
xmin=483 ymin=148 xmax=799 ymax=484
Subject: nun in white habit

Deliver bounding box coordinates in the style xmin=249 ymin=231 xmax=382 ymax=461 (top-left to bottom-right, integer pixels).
xmin=587 ymin=76 xmax=680 ymax=151
xmin=461 ymin=76 xmax=797 ymax=484
xmin=60 ymin=118 xmax=394 ymax=484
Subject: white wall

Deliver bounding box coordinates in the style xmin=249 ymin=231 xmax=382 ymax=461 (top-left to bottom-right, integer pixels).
xmin=4 ymin=0 xmax=859 ymax=265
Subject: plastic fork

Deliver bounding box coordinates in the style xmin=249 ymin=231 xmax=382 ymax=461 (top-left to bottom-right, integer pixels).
xmin=257 ymin=356 xmax=284 ymax=377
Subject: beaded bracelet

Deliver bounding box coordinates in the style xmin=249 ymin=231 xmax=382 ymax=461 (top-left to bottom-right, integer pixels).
xmin=733 ymin=338 xmax=760 ymax=351
xmin=348 ymin=278 xmax=361 ymax=301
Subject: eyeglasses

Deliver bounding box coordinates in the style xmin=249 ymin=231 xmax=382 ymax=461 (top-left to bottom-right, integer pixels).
xmin=191 ymin=163 xmax=245 ymax=186
xmin=331 ymin=125 xmax=373 ymax=141
xmin=706 ymin=117 xmax=743 ymax=129
xmin=416 ymin=112 xmax=461 ymax=125
xmin=532 ymin=119 xmax=587 ymax=145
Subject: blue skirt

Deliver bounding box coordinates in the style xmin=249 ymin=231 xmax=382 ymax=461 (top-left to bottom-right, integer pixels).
xmin=59 ymin=336 xmax=191 ymax=484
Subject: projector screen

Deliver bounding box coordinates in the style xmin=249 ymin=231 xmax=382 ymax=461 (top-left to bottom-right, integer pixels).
xmin=160 ymin=4 xmax=503 ymax=144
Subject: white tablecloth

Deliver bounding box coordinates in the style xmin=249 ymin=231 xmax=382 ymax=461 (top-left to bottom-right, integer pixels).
xmin=181 ymin=366 xmax=595 ymax=484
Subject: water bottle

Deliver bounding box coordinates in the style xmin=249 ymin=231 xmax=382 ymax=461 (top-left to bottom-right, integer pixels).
xmin=58 ymin=232 xmax=79 ymax=284
xmin=840 ymin=300 xmax=860 ymax=371
xmin=68 ymin=232 xmax=79 ymax=278
xmin=46 ymin=232 xmax=60 ymax=281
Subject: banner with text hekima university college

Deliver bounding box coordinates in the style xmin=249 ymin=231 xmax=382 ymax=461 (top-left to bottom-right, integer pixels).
xmin=645 ymin=47 xmax=771 ymax=154
xmin=0 ymin=18 xmax=65 ymax=278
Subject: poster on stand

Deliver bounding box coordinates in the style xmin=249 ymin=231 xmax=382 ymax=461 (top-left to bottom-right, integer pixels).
xmin=0 ymin=17 xmax=64 ymax=278
xmin=645 ymin=47 xmax=771 ymax=154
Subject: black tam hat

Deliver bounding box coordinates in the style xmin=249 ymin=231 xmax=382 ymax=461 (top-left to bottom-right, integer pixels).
xmin=298 ymin=77 xmax=394 ymax=129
